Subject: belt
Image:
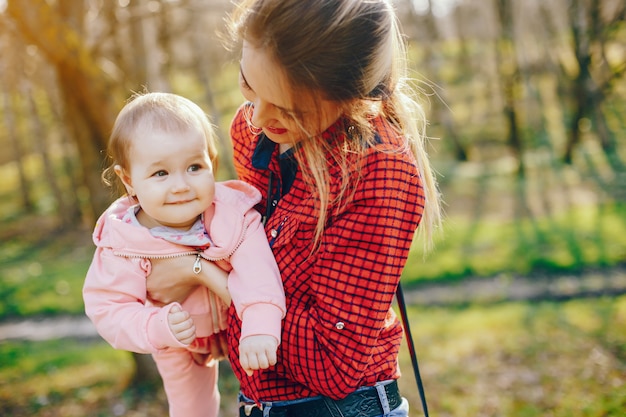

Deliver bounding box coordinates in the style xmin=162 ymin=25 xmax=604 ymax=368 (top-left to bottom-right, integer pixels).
xmin=239 ymin=380 xmax=402 ymax=417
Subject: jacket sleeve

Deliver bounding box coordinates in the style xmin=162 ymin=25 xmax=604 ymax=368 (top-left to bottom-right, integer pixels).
xmin=83 ymin=247 xmax=188 ymax=353
xmin=227 ymin=209 xmax=286 ymax=344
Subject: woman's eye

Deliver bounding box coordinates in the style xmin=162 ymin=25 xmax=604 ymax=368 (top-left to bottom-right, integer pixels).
xmin=279 ymin=108 xmax=292 ymax=119
xmin=239 ymin=73 xmax=252 ymax=91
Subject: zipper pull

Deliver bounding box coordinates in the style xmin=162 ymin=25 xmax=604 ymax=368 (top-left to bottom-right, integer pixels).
xmin=193 ymin=252 xmax=202 ymax=274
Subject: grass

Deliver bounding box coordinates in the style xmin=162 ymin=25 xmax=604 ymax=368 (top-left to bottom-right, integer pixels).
xmin=1 ymin=296 xmax=625 ymax=416
xmin=0 ymin=340 xmax=134 ymax=413
xmin=1 ymin=156 xmax=626 ymax=415
xmin=400 ymin=298 xmax=626 ymax=416
xmin=1 ymin=201 xmax=625 ymax=320
xmin=0 ymin=223 xmax=92 ymax=318
xmin=0 ymin=338 xmax=236 ymax=417
xmin=403 ymin=202 xmax=626 ymax=284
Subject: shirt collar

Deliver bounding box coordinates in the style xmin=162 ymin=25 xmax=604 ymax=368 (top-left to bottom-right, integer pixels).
xmin=251 ymin=134 xmax=275 ymax=170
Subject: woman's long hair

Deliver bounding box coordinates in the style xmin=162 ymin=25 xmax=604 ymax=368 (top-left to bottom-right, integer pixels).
xmin=227 ymin=0 xmax=442 ymax=249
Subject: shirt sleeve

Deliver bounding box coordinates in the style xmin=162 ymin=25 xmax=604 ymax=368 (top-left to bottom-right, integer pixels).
xmin=280 ymin=147 xmax=424 ymax=397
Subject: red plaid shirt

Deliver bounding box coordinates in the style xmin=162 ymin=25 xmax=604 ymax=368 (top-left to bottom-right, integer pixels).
xmin=228 ymin=103 xmax=425 ymax=402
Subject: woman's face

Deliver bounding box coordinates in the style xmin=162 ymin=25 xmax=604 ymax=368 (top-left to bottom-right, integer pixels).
xmin=239 ymin=41 xmax=342 ymax=147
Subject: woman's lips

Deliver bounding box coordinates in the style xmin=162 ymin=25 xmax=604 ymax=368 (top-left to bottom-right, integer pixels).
xmin=265 ymin=126 xmax=287 ymax=135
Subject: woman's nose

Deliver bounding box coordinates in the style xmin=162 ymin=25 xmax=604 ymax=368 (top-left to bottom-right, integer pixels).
xmin=251 ymin=99 xmax=271 ymax=127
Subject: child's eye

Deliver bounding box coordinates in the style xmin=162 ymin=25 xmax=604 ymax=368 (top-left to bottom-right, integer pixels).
xmin=188 ymin=164 xmax=201 ymax=172
xmin=153 ymin=170 xmax=168 ymax=177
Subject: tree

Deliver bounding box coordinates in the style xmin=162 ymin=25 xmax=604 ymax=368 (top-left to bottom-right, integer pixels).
xmin=563 ymin=0 xmax=624 ymax=175
xmin=5 ymin=0 xmax=163 ymax=391
xmin=6 ymin=0 xmax=120 ymax=221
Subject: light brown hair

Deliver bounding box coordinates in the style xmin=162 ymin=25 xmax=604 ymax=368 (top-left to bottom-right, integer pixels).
xmin=228 ymin=0 xmax=442 ymax=248
xmin=102 ymin=92 xmax=219 ymax=195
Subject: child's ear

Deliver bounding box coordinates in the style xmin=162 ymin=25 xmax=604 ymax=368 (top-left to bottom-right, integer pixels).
xmin=114 ymin=165 xmax=135 ymax=196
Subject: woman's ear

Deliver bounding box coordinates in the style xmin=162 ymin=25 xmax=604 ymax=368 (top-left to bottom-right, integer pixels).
xmin=114 ymin=165 xmax=135 ymax=196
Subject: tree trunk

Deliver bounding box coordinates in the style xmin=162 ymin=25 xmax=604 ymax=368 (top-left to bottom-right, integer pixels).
xmin=563 ymin=0 xmax=590 ymax=165
xmin=190 ymin=14 xmax=237 ymax=179
xmin=6 ymin=0 xmax=120 ymax=219
xmin=43 ymin=83 xmax=84 ymax=224
xmin=129 ymin=353 xmax=163 ymax=395
xmin=1 ymin=87 xmax=33 ymax=212
xmin=494 ymin=0 xmax=525 ymax=179
xmin=6 ymin=0 xmax=163 ymax=389
xmin=423 ymin=0 xmax=468 ymax=162
xmin=23 ymin=80 xmax=71 ymax=227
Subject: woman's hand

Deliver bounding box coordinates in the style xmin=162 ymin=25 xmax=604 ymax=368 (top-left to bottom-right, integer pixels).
xmin=147 ymin=256 xmax=200 ymax=306
xmin=147 ymin=256 xmax=231 ymax=306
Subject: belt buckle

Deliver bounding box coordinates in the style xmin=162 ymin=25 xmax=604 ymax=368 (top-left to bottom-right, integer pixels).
xmin=240 ymin=401 xmax=262 ymax=416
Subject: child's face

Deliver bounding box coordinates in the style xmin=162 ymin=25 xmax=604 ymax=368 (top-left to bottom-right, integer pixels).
xmin=115 ymin=126 xmax=215 ymax=230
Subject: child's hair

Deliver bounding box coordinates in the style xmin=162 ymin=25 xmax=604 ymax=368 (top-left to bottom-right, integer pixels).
xmin=227 ymin=0 xmax=442 ymax=248
xmin=102 ymin=92 xmax=219 ymax=195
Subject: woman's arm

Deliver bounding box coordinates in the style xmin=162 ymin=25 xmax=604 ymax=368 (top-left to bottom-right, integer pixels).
xmin=280 ymin=149 xmax=425 ymax=397
xmin=147 ymin=256 xmax=231 ymax=306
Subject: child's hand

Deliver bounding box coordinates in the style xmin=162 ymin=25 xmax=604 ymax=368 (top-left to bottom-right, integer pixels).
xmin=239 ymin=335 xmax=278 ymax=376
xmin=168 ymin=305 xmax=196 ymax=345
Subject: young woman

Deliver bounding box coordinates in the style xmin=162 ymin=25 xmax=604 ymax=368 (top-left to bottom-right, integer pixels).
xmin=147 ymin=1 xmax=442 ymax=416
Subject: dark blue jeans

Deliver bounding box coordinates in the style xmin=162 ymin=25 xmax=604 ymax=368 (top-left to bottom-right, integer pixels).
xmin=238 ymin=380 xmax=408 ymax=417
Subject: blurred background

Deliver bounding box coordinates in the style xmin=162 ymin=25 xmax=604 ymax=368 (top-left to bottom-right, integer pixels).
xmin=0 ymin=0 xmax=625 ymax=416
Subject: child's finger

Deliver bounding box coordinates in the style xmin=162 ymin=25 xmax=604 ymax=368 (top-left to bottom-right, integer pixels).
xmin=168 ymin=307 xmax=189 ymax=325
xmin=266 ymin=348 xmax=277 ymax=367
xmin=239 ymin=353 xmax=255 ymax=376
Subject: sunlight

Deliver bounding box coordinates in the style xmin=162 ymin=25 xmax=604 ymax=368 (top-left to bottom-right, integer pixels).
xmin=411 ymin=0 xmax=460 ymax=17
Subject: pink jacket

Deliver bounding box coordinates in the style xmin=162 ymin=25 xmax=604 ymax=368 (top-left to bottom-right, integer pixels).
xmin=83 ymin=180 xmax=285 ymax=354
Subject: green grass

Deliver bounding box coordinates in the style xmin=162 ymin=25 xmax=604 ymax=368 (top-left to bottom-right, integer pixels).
xmin=1 ymin=202 xmax=626 ymax=320
xmin=0 ymin=339 xmax=136 ymax=416
xmin=0 ymin=226 xmax=92 ymax=319
xmin=0 ymin=338 xmax=237 ymax=417
xmin=403 ymin=202 xmax=626 ymax=284
xmin=396 ymin=296 xmax=626 ymax=417
xmin=2 ymin=296 xmax=625 ymax=416
xmin=1 ymin=157 xmax=626 ymax=416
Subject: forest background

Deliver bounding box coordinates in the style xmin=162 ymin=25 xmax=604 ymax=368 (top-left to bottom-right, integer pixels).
xmin=0 ymin=0 xmax=625 ymax=416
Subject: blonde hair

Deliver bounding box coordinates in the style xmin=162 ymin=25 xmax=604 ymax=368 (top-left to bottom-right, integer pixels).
xmin=228 ymin=0 xmax=442 ymax=248
xmin=102 ymin=92 xmax=219 ymax=195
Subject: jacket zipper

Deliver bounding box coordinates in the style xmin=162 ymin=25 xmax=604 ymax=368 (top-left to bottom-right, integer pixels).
xmin=113 ymin=224 xmax=249 ymax=274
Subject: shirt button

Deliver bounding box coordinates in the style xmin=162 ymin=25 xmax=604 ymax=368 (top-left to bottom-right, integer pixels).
xmin=270 ymin=229 xmax=278 ymax=238
xmin=335 ymin=322 xmax=345 ymax=330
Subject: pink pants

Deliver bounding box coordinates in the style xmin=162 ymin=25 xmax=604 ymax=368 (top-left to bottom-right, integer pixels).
xmin=152 ymin=337 xmax=220 ymax=417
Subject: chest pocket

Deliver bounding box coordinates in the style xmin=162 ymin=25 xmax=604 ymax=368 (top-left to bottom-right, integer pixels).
xmin=267 ymin=212 xmax=316 ymax=249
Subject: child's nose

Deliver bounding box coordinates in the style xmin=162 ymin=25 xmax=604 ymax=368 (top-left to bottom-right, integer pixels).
xmin=171 ymin=175 xmax=190 ymax=192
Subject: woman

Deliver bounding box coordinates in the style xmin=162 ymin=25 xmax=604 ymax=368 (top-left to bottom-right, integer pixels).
xmin=148 ymin=0 xmax=442 ymax=416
